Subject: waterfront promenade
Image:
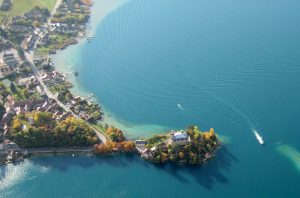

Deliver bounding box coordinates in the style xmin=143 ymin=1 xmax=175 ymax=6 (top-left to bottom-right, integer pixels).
xmin=24 ymin=147 xmax=93 ymax=155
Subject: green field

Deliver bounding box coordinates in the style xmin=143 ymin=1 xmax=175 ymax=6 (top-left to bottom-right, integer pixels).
xmin=1 ymin=0 xmax=57 ymax=24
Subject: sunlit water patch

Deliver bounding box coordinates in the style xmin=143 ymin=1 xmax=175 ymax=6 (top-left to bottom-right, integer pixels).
xmin=0 ymin=160 xmax=50 ymax=194
xmin=277 ymin=144 xmax=300 ymax=172
xmin=0 ymin=161 xmax=31 ymax=191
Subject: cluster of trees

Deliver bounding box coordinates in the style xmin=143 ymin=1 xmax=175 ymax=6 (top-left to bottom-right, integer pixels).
xmin=19 ymin=62 xmax=33 ymax=76
xmin=30 ymin=6 xmax=50 ymax=18
xmin=186 ymin=126 xmax=217 ymax=142
xmin=51 ymin=0 xmax=90 ymax=24
xmin=106 ymin=127 xmax=126 ymax=142
xmin=10 ymin=82 xmax=30 ymax=101
xmin=57 ymin=89 xmax=73 ymax=103
xmin=0 ymin=27 xmax=8 ymax=39
xmin=75 ymin=99 xmax=103 ymax=123
xmin=5 ymin=6 xmax=50 ymax=44
xmin=0 ymin=82 xmax=11 ymax=100
xmin=94 ymin=141 xmax=135 ymax=154
xmin=94 ymin=127 xmax=136 ymax=154
xmin=34 ymin=0 xmax=91 ymax=53
xmin=84 ymin=103 xmax=102 ymax=122
xmin=9 ymin=112 xmax=99 ymax=148
xmin=149 ymin=126 xmax=220 ymax=165
xmin=58 ymin=90 xmax=103 ymax=123
xmin=0 ymin=81 xmax=36 ymax=102
xmin=51 ymin=14 xmax=89 ymax=24
xmin=21 ymin=6 xmax=50 ymax=25
xmin=202 ymin=128 xmax=215 ymax=140
xmin=0 ymin=41 xmax=11 ymax=52
xmin=7 ymin=20 xmax=30 ymax=44
xmin=51 ymin=33 xmax=78 ymax=48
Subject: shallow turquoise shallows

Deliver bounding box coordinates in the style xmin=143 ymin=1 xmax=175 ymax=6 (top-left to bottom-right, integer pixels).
xmin=1 ymin=0 xmax=300 ymax=197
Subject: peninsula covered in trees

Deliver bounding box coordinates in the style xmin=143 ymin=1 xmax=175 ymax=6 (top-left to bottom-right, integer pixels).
xmin=0 ymin=0 xmax=221 ymax=166
xmin=94 ymin=125 xmax=221 ymax=166
xmin=135 ymin=126 xmax=221 ymax=165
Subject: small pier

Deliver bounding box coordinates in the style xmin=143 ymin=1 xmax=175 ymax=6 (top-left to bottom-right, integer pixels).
xmin=82 ymin=93 xmax=94 ymax=101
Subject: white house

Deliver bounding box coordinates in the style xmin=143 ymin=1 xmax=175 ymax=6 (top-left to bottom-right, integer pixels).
xmin=169 ymin=130 xmax=190 ymax=145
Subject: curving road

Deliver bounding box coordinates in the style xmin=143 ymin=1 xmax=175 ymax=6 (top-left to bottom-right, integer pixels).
xmin=25 ymin=51 xmax=107 ymax=144
xmin=21 ymin=0 xmax=108 ymax=144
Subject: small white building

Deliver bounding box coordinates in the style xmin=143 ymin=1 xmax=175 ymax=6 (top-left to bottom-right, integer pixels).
xmin=169 ymin=130 xmax=190 ymax=145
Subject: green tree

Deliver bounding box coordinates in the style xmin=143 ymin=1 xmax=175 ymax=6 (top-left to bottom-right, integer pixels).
xmin=34 ymin=112 xmax=52 ymax=127
xmin=33 ymin=21 xmax=41 ymax=27
xmin=179 ymin=152 xmax=184 ymax=160
xmin=10 ymin=82 xmax=17 ymax=93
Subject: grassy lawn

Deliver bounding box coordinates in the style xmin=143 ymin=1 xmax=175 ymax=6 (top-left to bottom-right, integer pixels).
xmin=1 ymin=0 xmax=57 ymax=24
xmin=146 ymin=135 xmax=168 ymax=148
xmin=49 ymin=82 xmax=73 ymax=94
xmin=35 ymin=46 xmax=50 ymax=55
xmin=35 ymin=33 xmax=77 ymax=55
xmin=9 ymin=0 xmax=57 ymax=16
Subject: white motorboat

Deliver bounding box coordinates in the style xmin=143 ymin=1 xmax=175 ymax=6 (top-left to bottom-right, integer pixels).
xmin=254 ymin=130 xmax=264 ymax=145
xmin=177 ymin=104 xmax=184 ymax=110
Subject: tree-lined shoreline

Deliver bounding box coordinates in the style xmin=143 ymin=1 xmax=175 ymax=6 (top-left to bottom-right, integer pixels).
xmin=0 ymin=0 xmax=221 ymax=166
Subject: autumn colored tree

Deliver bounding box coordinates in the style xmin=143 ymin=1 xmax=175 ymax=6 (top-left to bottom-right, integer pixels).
xmin=122 ymin=141 xmax=135 ymax=152
xmin=12 ymin=118 xmax=22 ymax=131
xmin=179 ymin=152 xmax=184 ymax=159
xmin=9 ymin=112 xmax=98 ymax=148
xmin=94 ymin=142 xmax=115 ymax=153
xmin=209 ymin=128 xmax=215 ymax=137
xmin=34 ymin=112 xmax=52 ymax=127
xmin=161 ymin=152 xmax=168 ymax=163
xmin=106 ymin=127 xmax=126 ymax=142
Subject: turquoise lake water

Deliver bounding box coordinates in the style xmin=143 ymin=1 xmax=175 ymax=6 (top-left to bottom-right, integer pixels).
xmin=1 ymin=0 xmax=300 ymax=197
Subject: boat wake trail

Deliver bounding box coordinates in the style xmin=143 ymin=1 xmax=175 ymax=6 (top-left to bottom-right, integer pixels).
xmin=205 ymin=91 xmax=254 ymax=127
xmin=208 ymin=91 xmax=265 ymax=144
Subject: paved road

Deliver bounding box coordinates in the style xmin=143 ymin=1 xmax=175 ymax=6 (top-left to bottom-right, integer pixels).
xmin=25 ymin=52 xmax=73 ymax=112
xmin=22 ymin=0 xmax=108 ymax=144
xmin=1 ymin=0 xmax=108 ymax=144
xmin=25 ymin=52 xmax=107 ymax=144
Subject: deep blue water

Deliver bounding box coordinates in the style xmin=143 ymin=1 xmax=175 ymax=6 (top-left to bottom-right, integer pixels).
xmin=1 ymin=0 xmax=300 ymax=197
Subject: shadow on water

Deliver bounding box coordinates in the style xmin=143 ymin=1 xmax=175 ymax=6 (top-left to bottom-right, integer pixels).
xmin=151 ymin=146 xmax=238 ymax=189
xmin=28 ymin=153 xmax=137 ymax=172
xmin=1 ymin=146 xmax=237 ymax=189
